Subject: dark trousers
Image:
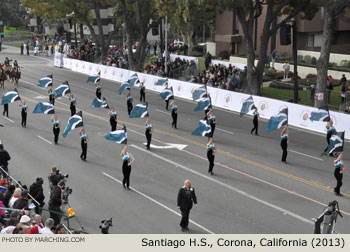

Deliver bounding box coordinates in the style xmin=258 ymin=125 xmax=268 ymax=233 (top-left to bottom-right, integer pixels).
xmin=21 ymin=111 xmax=27 ymax=127
xmin=334 ymin=169 xmax=343 ymax=194
xmin=180 ymin=208 xmax=191 ymax=228
xmin=53 ymin=127 xmax=60 ymax=144
xmin=70 ymin=105 xmax=76 ymax=116
xmin=122 ymin=164 xmax=131 ymax=187
xmin=165 ymin=100 xmax=170 ymax=110
xmin=210 ymin=123 xmax=216 ymax=137
xmin=127 ymin=101 xmax=133 ymax=115
xmin=96 ymin=91 xmax=101 ymax=99
xmin=207 ymin=151 xmax=215 ymax=173
xmin=251 ymin=119 xmax=258 ymax=135
xmin=146 ymin=131 xmax=152 ymax=149
xmin=140 ymin=91 xmax=145 ymax=103
xmin=81 ymin=142 xmax=87 ymax=160
xmin=281 ymin=140 xmax=288 ymax=162
xmin=324 ymin=134 xmax=333 ymax=155
xmin=3 ymin=104 xmax=8 ymax=117
xmin=110 ymin=119 xmax=117 ymax=131
xmin=48 ymin=205 xmax=62 ymax=227
xmin=49 ymin=97 xmax=55 ymax=106
xmin=172 ymin=112 xmax=177 ymax=128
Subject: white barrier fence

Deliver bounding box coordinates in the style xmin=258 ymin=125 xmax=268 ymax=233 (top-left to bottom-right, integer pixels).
xmin=62 ymin=58 xmax=350 ymax=140
xmin=211 ymin=59 xmax=246 ymax=70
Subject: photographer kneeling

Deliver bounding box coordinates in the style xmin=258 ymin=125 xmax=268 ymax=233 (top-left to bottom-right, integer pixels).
xmin=49 ymin=180 xmax=65 ymax=227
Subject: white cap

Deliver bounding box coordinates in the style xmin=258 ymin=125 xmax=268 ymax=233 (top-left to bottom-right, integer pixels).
xmin=20 ymin=215 xmax=31 ymax=223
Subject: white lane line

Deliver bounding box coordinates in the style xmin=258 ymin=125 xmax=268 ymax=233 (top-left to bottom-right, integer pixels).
xmin=131 ymin=144 xmax=314 ymax=225
xmin=37 ymin=135 xmax=52 ymax=145
xmin=155 ymin=109 xmax=170 ymax=115
xmin=289 ymin=150 xmax=324 ymax=161
xmin=2 ymin=117 xmax=15 ymax=123
xmin=216 ymin=127 xmax=234 ymax=135
xmin=102 ymin=172 xmax=214 ymax=234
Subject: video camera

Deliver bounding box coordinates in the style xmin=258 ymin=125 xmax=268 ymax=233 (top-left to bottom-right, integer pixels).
xmin=62 ymin=186 xmax=72 ymax=203
xmin=48 ymin=169 xmax=69 ymax=188
xmin=313 ymin=200 xmax=343 ymax=234
xmin=99 ymin=218 xmax=113 ymax=234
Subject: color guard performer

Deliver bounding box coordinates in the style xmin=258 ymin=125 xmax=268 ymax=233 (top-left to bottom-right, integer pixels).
xmin=48 ymin=87 xmax=55 ymax=105
xmin=250 ymin=106 xmax=259 ymax=135
xmin=207 ymin=138 xmax=216 ymax=175
xmin=333 ymin=153 xmax=345 ymax=196
xmin=207 ymin=109 xmax=216 ymax=137
xmin=145 ymin=118 xmax=153 ymax=150
xmin=108 ymin=107 xmax=118 ymax=131
xmin=280 ymin=126 xmax=289 ymax=163
xmin=324 ymin=119 xmax=336 ymax=156
xmin=96 ymin=83 xmax=102 ymax=99
xmin=140 ymin=82 xmax=146 ymax=103
xmin=79 ymin=128 xmax=88 ymax=161
xmin=171 ymin=100 xmax=178 ymax=129
xmin=121 ymin=145 xmax=135 ymax=190
xmin=126 ymin=89 xmax=133 ymax=116
xmin=69 ymin=94 xmax=76 ymax=116
xmin=51 ymin=115 xmax=61 ymax=144
xmin=19 ymin=100 xmax=28 ymax=127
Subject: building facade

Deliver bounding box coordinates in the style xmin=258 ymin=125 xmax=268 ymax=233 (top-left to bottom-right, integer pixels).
xmin=215 ymin=7 xmax=350 ymax=59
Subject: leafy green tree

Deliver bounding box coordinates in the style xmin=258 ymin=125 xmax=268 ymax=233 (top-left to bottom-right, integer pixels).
xmin=156 ymin=0 xmax=216 ymax=55
xmin=218 ymin=0 xmax=317 ymax=95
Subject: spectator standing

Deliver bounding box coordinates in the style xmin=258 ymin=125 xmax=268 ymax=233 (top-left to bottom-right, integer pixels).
xmin=283 ymin=60 xmax=290 ymax=80
xmin=0 ymin=141 xmax=11 ymax=179
xmin=29 ymin=178 xmax=45 ymax=214
xmin=340 ymin=74 xmax=347 ymax=103
xmin=271 ymin=49 xmax=276 ymax=69
xmin=327 ymin=75 xmax=334 ymax=104
xmin=48 ymin=180 xmax=65 ymax=226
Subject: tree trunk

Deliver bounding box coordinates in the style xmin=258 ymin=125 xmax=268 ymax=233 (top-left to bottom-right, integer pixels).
xmin=80 ymin=24 xmax=84 ymax=40
xmin=94 ymin=2 xmax=107 ymax=61
xmin=315 ymin=0 xmax=350 ymax=107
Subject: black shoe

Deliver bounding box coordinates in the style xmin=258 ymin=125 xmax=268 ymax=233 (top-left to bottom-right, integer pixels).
xmin=184 ymin=227 xmax=189 ymax=231
xmin=181 ymin=228 xmax=186 ymax=232
xmin=126 ymin=187 xmax=131 ymax=190
xmin=123 ymin=184 xmax=126 ymax=189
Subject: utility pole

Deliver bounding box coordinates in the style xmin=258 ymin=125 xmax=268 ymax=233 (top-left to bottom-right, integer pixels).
xmin=292 ymin=20 xmax=298 ymax=103
xmin=164 ymin=15 xmax=168 ymax=75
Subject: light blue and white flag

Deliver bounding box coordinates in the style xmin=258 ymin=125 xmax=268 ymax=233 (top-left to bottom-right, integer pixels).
xmin=1 ymin=89 xmax=20 ymax=105
xmin=323 ymin=131 xmax=345 ymax=155
xmin=156 ymin=78 xmax=168 ymax=86
xmin=160 ymin=87 xmax=173 ymax=101
xmin=192 ymin=120 xmax=212 ymax=137
xmin=38 ymin=75 xmax=53 ymax=88
xmin=32 ymin=102 xmax=55 ymax=114
xmin=129 ymin=73 xmax=140 ymax=86
xmin=240 ymin=96 xmax=255 ymax=117
xmin=194 ymin=97 xmax=211 ymax=112
xmin=54 ymin=83 xmax=71 ymax=98
xmin=87 ymin=73 xmax=100 ymax=83
xmin=62 ymin=111 xmax=83 ymax=138
xmin=192 ymin=85 xmax=207 ymax=101
xmin=92 ymin=97 xmax=109 ymax=109
xmin=130 ymin=104 xmax=149 ymax=118
xmin=266 ymin=108 xmax=288 ymax=132
xmin=310 ymin=106 xmax=330 ymax=122
xmin=118 ymin=82 xmax=130 ymax=95
xmin=105 ymin=126 xmax=127 ymax=144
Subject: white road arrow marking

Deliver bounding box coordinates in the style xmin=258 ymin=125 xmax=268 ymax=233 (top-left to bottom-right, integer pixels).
xmin=143 ymin=143 xmax=187 ymax=150
xmin=34 ymin=96 xmax=47 ymax=99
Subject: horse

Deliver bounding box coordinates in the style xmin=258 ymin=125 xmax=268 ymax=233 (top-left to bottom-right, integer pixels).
xmin=9 ymin=66 xmax=21 ymax=88
xmin=0 ymin=68 xmax=7 ymax=90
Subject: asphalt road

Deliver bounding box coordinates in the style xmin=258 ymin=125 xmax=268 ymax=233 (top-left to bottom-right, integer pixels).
xmin=0 ymin=46 xmax=349 ymax=234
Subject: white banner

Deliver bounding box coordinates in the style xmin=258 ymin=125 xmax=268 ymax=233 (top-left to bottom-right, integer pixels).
xmin=211 ymin=59 xmax=246 ymax=70
xmin=62 ymin=59 xmax=350 ymax=139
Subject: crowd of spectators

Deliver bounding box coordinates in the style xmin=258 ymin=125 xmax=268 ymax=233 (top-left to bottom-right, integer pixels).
xmin=190 ymin=63 xmax=246 ymax=91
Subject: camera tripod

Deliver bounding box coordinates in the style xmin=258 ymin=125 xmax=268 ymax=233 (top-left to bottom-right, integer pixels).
xmin=61 ymin=201 xmax=85 ymax=231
